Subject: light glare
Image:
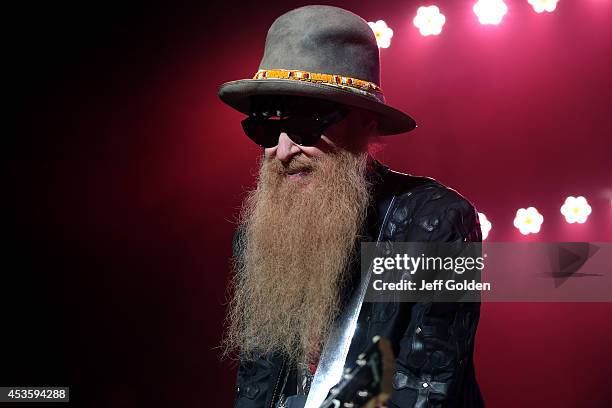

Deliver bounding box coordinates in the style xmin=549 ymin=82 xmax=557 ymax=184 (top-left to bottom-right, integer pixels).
xmin=368 ymin=20 xmax=394 ymax=48
xmin=473 ymin=0 xmax=508 ymax=25
xmin=513 ymin=207 xmax=544 ymax=235
xmin=528 ymin=0 xmax=559 ymax=13
xmin=478 ymin=212 xmax=492 ymax=240
xmin=413 ymin=5 xmax=446 ymax=36
xmin=561 ymin=196 xmax=592 ymax=224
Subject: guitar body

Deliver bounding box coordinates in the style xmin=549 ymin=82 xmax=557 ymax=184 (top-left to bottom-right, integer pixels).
xmin=319 ymin=336 xmax=395 ymax=408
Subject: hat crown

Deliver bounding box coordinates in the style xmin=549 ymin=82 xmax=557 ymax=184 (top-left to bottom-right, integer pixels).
xmin=259 ymin=5 xmax=381 ymax=86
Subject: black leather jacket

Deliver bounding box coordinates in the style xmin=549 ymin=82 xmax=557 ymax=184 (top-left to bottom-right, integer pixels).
xmin=232 ymin=159 xmax=485 ymax=408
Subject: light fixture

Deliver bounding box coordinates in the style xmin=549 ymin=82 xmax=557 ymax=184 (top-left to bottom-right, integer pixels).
xmin=478 ymin=212 xmax=492 ymax=240
xmin=368 ymin=20 xmax=394 ymax=48
xmin=513 ymin=207 xmax=544 ymax=235
xmin=528 ymin=0 xmax=559 ymax=13
xmin=473 ymin=0 xmax=508 ymax=25
xmin=561 ymin=196 xmax=592 ymax=224
xmin=413 ymin=5 xmax=446 ymax=36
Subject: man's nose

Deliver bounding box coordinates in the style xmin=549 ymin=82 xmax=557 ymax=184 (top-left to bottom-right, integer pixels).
xmin=275 ymin=132 xmax=301 ymax=162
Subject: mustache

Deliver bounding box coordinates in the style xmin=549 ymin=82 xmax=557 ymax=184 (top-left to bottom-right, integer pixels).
xmin=269 ymin=154 xmax=319 ymax=175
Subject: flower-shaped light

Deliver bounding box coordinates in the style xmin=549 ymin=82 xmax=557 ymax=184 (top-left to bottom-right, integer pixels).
xmin=513 ymin=207 xmax=544 ymax=235
xmin=368 ymin=20 xmax=394 ymax=48
xmin=528 ymin=0 xmax=559 ymax=13
xmin=473 ymin=0 xmax=508 ymax=25
xmin=561 ymin=196 xmax=592 ymax=224
xmin=413 ymin=6 xmax=446 ymax=36
xmin=478 ymin=212 xmax=492 ymax=240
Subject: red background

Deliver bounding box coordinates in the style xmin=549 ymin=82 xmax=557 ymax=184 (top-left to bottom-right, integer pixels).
xmin=8 ymin=0 xmax=612 ymax=407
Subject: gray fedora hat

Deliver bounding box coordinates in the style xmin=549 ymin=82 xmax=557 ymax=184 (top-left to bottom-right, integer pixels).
xmin=218 ymin=5 xmax=417 ymax=135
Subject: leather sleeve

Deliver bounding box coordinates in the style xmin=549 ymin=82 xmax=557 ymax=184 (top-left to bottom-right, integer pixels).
xmin=234 ymin=356 xmax=286 ymax=408
xmin=388 ymin=188 xmax=482 ymax=408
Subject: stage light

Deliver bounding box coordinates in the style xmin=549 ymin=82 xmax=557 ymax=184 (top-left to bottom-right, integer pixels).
xmin=528 ymin=0 xmax=559 ymax=13
xmin=560 ymin=196 xmax=592 ymax=224
xmin=478 ymin=212 xmax=492 ymax=240
xmin=413 ymin=5 xmax=446 ymax=36
xmin=513 ymin=207 xmax=543 ymax=235
xmin=368 ymin=20 xmax=394 ymax=48
xmin=473 ymin=0 xmax=508 ymax=25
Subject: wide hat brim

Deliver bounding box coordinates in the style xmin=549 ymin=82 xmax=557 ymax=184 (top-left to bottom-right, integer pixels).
xmin=218 ymin=78 xmax=417 ymax=136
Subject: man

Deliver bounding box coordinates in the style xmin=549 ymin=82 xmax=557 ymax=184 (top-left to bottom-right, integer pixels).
xmin=219 ymin=5 xmax=484 ymax=408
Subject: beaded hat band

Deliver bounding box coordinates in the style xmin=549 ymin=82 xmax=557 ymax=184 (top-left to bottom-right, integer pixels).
xmin=252 ymin=69 xmax=385 ymax=103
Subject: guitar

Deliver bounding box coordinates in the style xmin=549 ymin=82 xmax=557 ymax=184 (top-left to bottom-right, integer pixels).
xmin=318 ymin=336 xmax=395 ymax=408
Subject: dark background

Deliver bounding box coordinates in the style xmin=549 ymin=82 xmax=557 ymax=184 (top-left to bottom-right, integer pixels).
xmin=7 ymin=0 xmax=612 ymax=407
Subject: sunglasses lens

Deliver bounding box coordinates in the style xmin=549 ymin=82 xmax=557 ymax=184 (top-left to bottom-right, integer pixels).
xmin=241 ymin=108 xmax=347 ymax=148
xmin=284 ymin=118 xmax=323 ymax=146
xmin=288 ymin=130 xmax=321 ymax=146
xmin=241 ymin=119 xmax=280 ymax=148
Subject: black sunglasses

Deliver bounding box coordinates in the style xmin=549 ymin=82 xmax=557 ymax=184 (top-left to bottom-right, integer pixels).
xmin=241 ymin=110 xmax=348 ymax=148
